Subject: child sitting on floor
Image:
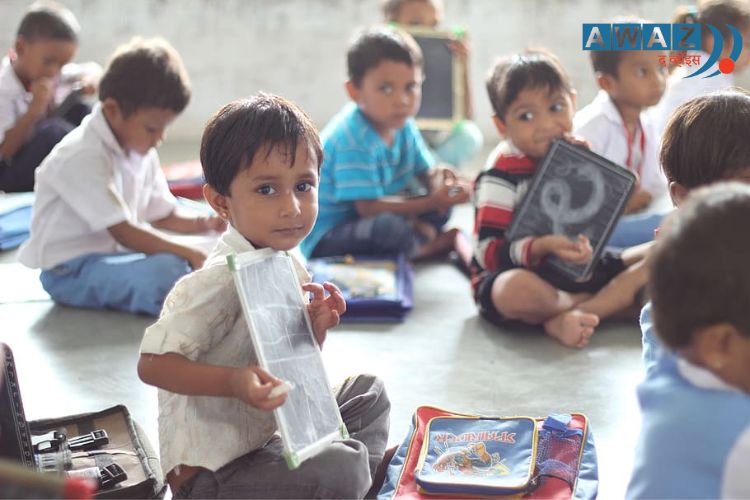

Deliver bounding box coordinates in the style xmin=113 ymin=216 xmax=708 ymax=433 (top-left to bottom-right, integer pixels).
xmin=639 ymin=89 xmax=750 ymax=373
xmin=138 ymin=94 xmax=390 ymax=499
xmin=627 ymin=182 xmax=750 ymax=499
xmin=472 ymin=49 xmax=650 ymax=348
xmin=302 ymin=26 xmax=471 ymax=266
xmin=0 ymin=1 xmax=100 ymax=192
xmin=574 ymin=20 xmax=669 ymax=247
xmin=18 ymin=37 xmax=223 ymax=316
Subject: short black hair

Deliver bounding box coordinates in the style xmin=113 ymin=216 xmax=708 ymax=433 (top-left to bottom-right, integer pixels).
xmin=98 ymin=37 xmax=191 ymax=118
xmin=347 ymin=26 xmax=423 ymax=87
xmin=200 ymin=93 xmax=324 ymax=196
xmin=486 ymin=48 xmax=573 ymax=119
xmin=590 ymin=51 xmax=623 ymax=78
xmin=17 ymin=1 xmax=79 ymax=43
xmin=650 ymin=182 xmax=750 ymax=350
xmin=660 ymin=89 xmax=750 ymax=189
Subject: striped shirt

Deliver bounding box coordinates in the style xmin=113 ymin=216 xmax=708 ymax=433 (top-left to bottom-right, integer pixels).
xmin=301 ymin=103 xmax=433 ymax=258
xmin=471 ymin=140 xmax=537 ymax=297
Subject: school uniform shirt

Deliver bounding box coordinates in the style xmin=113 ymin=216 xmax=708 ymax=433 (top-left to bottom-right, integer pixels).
xmin=470 ymin=140 xmax=535 ymax=298
xmin=627 ymin=353 xmax=750 ymax=499
xmin=17 ymin=103 xmax=176 ymax=269
xmin=139 ymin=224 xmax=311 ymax=476
xmin=0 ymin=57 xmax=88 ymax=160
xmin=649 ymin=50 xmax=734 ymax=138
xmin=300 ymin=102 xmax=434 ymax=258
xmin=573 ymin=90 xmax=667 ymax=199
xmin=0 ymin=57 xmax=30 ymax=159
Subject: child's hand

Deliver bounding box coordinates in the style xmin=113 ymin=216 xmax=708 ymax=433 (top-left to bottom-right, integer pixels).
xmin=195 ymin=214 xmax=227 ymax=233
xmin=302 ymin=281 xmax=346 ymax=347
xmin=545 ymin=234 xmax=593 ymax=264
xmin=561 ymin=133 xmax=590 ymax=150
xmin=625 ymin=188 xmax=653 ymax=214
xmin=447 ymin=34 xmax=470 ymax=64
xmin=184 ymin=247 xmax=208 ymax=270
xmin=229 ymin=365 xmax=288 ymax=410
xmin=29 ymin=78 xmax=54 ymax=116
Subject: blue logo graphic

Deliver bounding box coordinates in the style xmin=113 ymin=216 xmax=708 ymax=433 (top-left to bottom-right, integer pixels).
xmin=582 ymin=23 xmax=744 ymax=78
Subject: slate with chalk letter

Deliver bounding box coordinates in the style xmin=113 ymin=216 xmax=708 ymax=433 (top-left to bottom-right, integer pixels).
xmin=506 ymin=139 xmax=635 ymax=280
xmin=228 ymin=249 xmax=347 ymax=470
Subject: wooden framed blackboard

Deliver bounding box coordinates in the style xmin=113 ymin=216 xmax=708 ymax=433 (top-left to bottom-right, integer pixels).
xmin=228 ymin=249 xmax=347 ymax=470
xmin=405 ymin=27 xmax=465 ymax=130
xmin=506 ymin=140 xmax=636 ymax=280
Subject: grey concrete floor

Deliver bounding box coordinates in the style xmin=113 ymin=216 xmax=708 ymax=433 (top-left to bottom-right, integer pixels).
xmin=0 ymin=142 xmax=645 ymax=498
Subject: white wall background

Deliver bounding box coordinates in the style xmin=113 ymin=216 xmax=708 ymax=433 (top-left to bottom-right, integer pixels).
xmin=2 ymin=0 xmax=748 ymax=142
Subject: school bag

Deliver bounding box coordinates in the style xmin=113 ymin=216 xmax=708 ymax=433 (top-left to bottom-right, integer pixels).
xmin=378 ymin=406 xmax=598 ymax=499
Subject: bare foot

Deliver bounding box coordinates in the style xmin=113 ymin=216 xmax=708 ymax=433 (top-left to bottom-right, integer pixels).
xmin=544 ymin=310 xmax=600 ymax=348
xmin=415 ymin=228 xmax=460 ymax=260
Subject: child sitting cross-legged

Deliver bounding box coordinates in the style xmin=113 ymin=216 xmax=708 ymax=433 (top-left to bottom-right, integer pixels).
xmin=138 ymin=94 xmax=391 ymax=499
xmin=18 ymin=37 xmax=224 ymax=316
xmin=472 ymin=49 xmax=651 ymax=348
xmin=627 ymin=182 xmax=750 ymax=499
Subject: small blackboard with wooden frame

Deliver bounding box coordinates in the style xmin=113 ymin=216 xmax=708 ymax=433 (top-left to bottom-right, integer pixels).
xmin=506 ymin=139 xmax=636 ymax=280
xmin=405 ymin=27 xmax=465 ymax=130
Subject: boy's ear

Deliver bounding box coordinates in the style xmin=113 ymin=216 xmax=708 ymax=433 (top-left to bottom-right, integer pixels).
xmin=669 ymin=181 xmax=688 ymax=207
xmin=345 ymin=80 xmax=360 ymax=102
xmin=596 ymin=72 xmax=616 ymax=94
xmin=491 ymin=115 xmax=507 ymax=136
xmin=569 ymin=88 xmax=577 ymax=109
xmin=203 ymin=184 xmax=230 ymax=219
xmin=14 ymin=37 xmax=25 ymax=57
xmin=691 ymin=323 xmax=737 ymax=372
xmin=101 ymin=97 xmax=123 ymax=122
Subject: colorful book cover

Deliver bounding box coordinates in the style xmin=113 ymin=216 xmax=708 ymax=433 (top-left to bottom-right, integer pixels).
xmin=415 ymin=416 xmax=537 ymax=496
xmin=307 ymin=254 xmax=413 ymax=322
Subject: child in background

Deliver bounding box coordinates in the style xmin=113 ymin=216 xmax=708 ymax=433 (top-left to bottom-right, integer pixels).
xmin=639 ymin=89 xmax=750 ymax=374
xmin=473 ymin=49 xmax=650 ymax=348
xmin=302 ymin=27 xmax=472 ymax=264
xmin=627 ymin=182 xmax=750 ymax=499
xmin=650 ymin=0 xmax=750 ymax=137
xmin=138 ymin=94 xmax=390 ymax=499
xmin=574 ymin=23 xmax=669 ymax=247
xmin=0 ymin=1 xmax=100 ymax=192
xmin=382 ymin=0 xmax=483 ymax=169
xmin=18 ymin=37 xmax=224 ymax=317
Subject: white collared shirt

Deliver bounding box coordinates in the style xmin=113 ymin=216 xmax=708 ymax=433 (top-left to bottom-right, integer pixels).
xmin=17 ymin=103 xmax=176 ymax=269
xmin=140 ymin=224 xmax=311 ymax=476
xmin=0 ymin=57 xmax=32 ymax=153
xmin=574 ymin=90 xmax=668 ymax=199
xmin=648 ymin=50 xmax=735 ymax=137
xmin=677 ymin=359 xmax=750 ymax=499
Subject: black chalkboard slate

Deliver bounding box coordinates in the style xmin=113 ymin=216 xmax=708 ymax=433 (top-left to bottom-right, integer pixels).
xmin=406 ymin=27 xmax=465 ymax=130
xmin=506 ymin=139 xmax=635 ymax=280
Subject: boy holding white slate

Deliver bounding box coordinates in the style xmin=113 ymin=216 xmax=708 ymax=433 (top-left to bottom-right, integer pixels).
xmin=138 ymin=94 xmax=390 ymax=499
xmin=472 ymin=49 xmax=651 ymax=348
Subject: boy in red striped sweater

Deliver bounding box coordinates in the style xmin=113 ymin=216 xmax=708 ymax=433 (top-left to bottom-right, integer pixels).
xmin=472 ymin=49 xmax=650 ymax=348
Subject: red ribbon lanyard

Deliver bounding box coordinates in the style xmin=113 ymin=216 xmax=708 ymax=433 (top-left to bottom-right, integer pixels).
xmin=622 ymin=117 xmax=646 ymax=178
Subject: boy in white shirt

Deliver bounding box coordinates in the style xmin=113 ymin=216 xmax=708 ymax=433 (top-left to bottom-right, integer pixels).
xmin=0 ymin=1 xmax=99 ymax=192
xmin=18 ymin=37 xmax=224 ymax=316
xmin=138 ymin=94 xmax=390 ymax=499
xmin=574 ymin=36 xmax=669 ymax=247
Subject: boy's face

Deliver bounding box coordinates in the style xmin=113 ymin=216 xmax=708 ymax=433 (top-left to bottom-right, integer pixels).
xmin=493 ymin=86 xmax=576 ymax=161
xmin=602 ymin=51 xmax=667 ymax=109
xmin=392 ymin=0 xmax=441 ymax=28
xmin=347 ymin=60 xmax=422 ymax=138
xmin=216 ymin=143 xmax=319 ymax=251
xmin=104 ymin=100 xmax=176 ymax=156
xmin=13 ymin=37 xmax=76 ymax=85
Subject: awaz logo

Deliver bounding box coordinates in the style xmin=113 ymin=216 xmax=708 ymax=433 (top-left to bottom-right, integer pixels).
xmin=583 ymin=23 xmax=744 ymax=78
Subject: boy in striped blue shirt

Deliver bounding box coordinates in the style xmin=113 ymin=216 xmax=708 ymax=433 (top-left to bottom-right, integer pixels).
xmin=301 ymin=26 xmax=471 ymax=263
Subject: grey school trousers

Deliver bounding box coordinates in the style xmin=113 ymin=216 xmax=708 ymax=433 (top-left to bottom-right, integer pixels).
xmin=173 ymin=374 xmax=390 ymax=499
